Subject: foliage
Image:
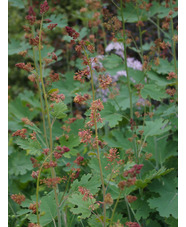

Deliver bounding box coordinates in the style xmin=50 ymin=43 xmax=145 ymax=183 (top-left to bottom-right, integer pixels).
xmin=8 ymin=0 xmax=178 ymax=226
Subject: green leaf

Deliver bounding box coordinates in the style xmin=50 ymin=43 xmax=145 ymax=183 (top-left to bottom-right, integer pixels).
xmin=103 ymin=130 xmax=132 ymax=150
xmin=147 ymin=70 xmax=172 ymax=87
xmin=43 ymin=14 xmax=67 ymax=29
xmin=146 ymin=219 xmax=161 ymax=227
xmin=118 ymin=3 xmax=148 ymax=23
xmin=141 ymin=84 xmax=167 ymax=101
xmin=135 ymin=167 xmax=174 ymax=189
xmin=50 ymin=102 xmax=68 ymax=119
xmin=101 ymin=102 xmax=123 ymax=128
xmin=14 ymin=137 xmax=42 ymax=156
xmin=18 ymin=90 xmax=41 ymax=109
xmin=8 ymin=39 xmax=30 ymax=55
xmin=70 ymin=174 xmax=101 ymax=195
xmin=88 ymin=215 xmax=104 ymax=227
xmin=138 ymin=118 xmax=171 ymax=137
xmin=68 ymin=193 xmax=98 ymax=219
xmin=9 ymin=0 xmax=25 ymax=9
xmin=9 ymin=152 xmax=32 ymax=176
xmin=39 ymin=192 xmax=58 ymax=226
xmin=151 ymin=58 xmax=175 ymax=74
xmin=148 ymin=175 xmax=178 ymax=218
xmin=131 ymin=196 xmax=151 ymax=220
xmin=51 ymin=71 xmax=79 ymax=103
xmin=165 ymin=216 xmax=178 ymax=227
xmin=9 ymin=96 xmax=39 ymax=121
xmin=59 ymin=134 xmax=80 ymax=148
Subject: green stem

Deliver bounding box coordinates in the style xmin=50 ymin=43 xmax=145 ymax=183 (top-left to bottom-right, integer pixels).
xmin=124 ymin=194 xmax=131 ymax=222
xmin=31 ymin=25 xmax=48 ymax=147
xmin=83 ymin=47 xmax=106 ymax=227
xmin=110 ymin=190 xmax=122 ymax=225
xmin=170 ymin=0 xmax=178 ymax=89
xmin=120 ymin=0 xmax=133 ymax=119
xmin=38 ymin=16 xmax=61 ymax=227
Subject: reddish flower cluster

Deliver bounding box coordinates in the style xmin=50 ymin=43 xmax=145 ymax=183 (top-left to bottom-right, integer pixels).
xmin=29 ymin=203 xmax=37 ymax=214
xmin=28 ymin=224 xmax=41 ymax=227
xmin=74 ymin=68 xmax=90 ymax=83
xmin=123 ymin=164 xmax=144 ymax=178
xmin=56 ymin=145 xmax=70 ymax=153
xmin=78 ymin=129 xmax=92 ymax=144
xmin=15 ymin=63 xmax=34 ymax=72
xmin=43 ymin=161 xmax=57 ymax=169
xmin=21 ymin=117 xmax=34 ymax=126
xmin=167 ymin=72 xmax=177 ymax=80
xmin=70 ymin=168 xmax=81 ymax=181
xmin=125 ymin=222 xmax=140 ymax=227
xmin=12 ymin=128 xmax=27 ymax=139
xmin=42 ymin=148 xmax=50 ymax=155
xmin=166 ymin=88 xmax=176 ymax=96
xmin=28 ymin=74 xmax=36 ymax=82
xmin=30 ymin=131 xmax=36 ymax=140
xmin=118 ymin=165 xmax=143 ymax=190
xmin=31 ymin=170 xmax=39 ymax=179
xmin=99 ymin=75 xmax=112 ymax=89
xmin=25 ymin=6 xmax=36 ymax=25
xmin=136 ymin=20 xmax=145 ymax=27
xmin=74 ymin=93 xmax=91 ymax=105
xmin=104 ymin=193 xmax=113 ymax=205
xmin=47 ymin=23 xmax=58 ymax=30
xmin=48 ymin=52 xmax=58 ymax=61
xmin=30 ymin=157 xmax=40 ymax=168
xmin=11 ymin=194 xmax=25 ymax=205
xmin=90 ymin=99 xmax=104 ymax=112
xmin=29 ymin=36 xmax=39 ymax=46
xmin=78 ymin=186 xmax=94 ymax=201
xmin=40 ymin=177 xmax=62 ymax=188
xmin=40 ymin=0 xmax=49 ymax=14
xmin=106 ymin=148 xmax=119 ymax=162
xmin=49 ymin=91 xmax=65 ymax=103
xmin=65 ymin=26 xmax=79 ymax=40
xmin=49 ymin=72 xmax=60 ymax=82
xmin=87 ymin=99 xmax=104 ymax=127
xmin=74 ymin=156 xmax=84 ymax=165
xmin=126 ymin=195 xmax=137 ymax=203
xmin=18 ymin=50 xmax=28 ymax=57
xmin=87 ymin=44 xmax=95 ymax=53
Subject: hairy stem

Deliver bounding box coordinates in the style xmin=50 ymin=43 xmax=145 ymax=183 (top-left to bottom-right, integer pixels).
xmin=31 ymin=25 xmax=48 ymax=147
xmin=83 ymin=47 xmax=106 ymax=226
xmin=120 ymin=0 xmax=133 ymax=119
xmin=38 ymin=16 xmax=61 ymax=227
xmin=110 ymin=190 xmax=122 ymax=225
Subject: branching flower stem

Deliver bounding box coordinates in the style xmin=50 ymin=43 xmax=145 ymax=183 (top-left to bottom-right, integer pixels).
xmin=120 ymin=0 xmax=133 ymax=119
xmin=31 ymin=25 xmax=48 ymax=147
xmin=83 ymin=47 xmax=106 ymax=227
xmin=170 ymin=0 xmax=178 ymax=89
xmin=110 ymin=190 xmax=122 ymax=225
xmin=38 ymin=16 xmax=61 ymax=227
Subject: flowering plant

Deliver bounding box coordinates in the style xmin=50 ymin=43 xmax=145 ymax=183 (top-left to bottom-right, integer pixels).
xmin=8 ymin=0 xmax=178 ymax=226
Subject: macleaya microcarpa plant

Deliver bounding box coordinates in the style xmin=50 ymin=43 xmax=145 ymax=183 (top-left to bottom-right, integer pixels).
xmin=8 ymin=0 xmax=178 ymax=226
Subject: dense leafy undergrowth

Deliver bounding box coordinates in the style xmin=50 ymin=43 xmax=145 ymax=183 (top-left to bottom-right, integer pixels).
xmin=8 ymin=0 xmax=178 ymax=226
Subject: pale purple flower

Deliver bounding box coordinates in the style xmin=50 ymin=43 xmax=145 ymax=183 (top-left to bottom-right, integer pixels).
xmin=127 ymin=57 xmax=143 ymax=71
xmin=105 ymin=42 xmax=124 ymax=52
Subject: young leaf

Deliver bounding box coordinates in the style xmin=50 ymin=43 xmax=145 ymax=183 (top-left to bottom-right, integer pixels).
xmin=101 ymin=102 xmax=123 ymax=128
xmin=148 ymin=175 xmax=178 ymax=218
xmin=68 ymin=193 xmax=98 ymax=219
xmin=70 ymin=174 xmax=101 ymax=195
xmin=14 ymin=137 xmax=42 ymax=156
xmin=50 ymin=102 xmax=68 ymax=119
xmin=9 ymin=152 xmax=32 ymax=176
xmin=138 ymin=118 xmax=171 ymax=137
